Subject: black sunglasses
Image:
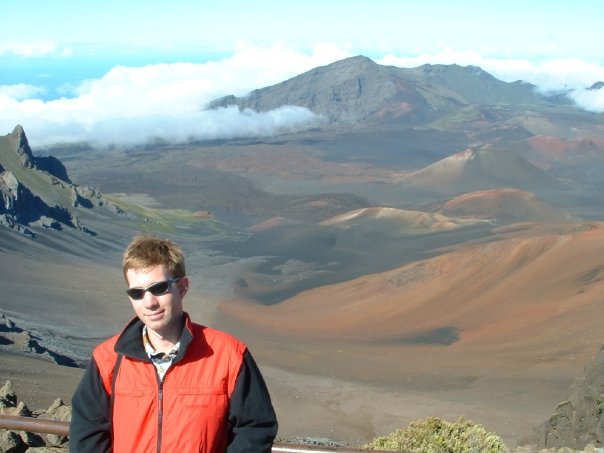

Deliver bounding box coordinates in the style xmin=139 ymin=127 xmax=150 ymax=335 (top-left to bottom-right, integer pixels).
xmin=126 ymin=277 xmax=182 ymax=300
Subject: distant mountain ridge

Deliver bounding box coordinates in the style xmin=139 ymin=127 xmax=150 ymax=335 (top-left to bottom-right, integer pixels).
xmin=208 ymin=55 xmax=557 ymax=127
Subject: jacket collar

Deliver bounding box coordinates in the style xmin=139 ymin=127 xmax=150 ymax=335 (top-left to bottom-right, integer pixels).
xmin=114 ymin=312 xmax=194 ymax=362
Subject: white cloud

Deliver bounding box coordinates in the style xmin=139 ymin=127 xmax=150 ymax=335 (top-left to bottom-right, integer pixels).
xmin=0 ymin=84 xmax=46 ymax=100
xmin=0 ymin=43 xmax=347 ymax=148
xmin=0 ymin=41 xmax=72 ymax=57
xmin=569 ymin=87 xmax=604 ymax=113
xmin=22 ymin=106 xmax=321 ymax=148
xmin=2 ymin=43 xmax=604 ymax=148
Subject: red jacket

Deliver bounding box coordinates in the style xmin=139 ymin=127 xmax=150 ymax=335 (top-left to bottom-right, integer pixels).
xmin=70 ymin=313 xmax=277 ymax=452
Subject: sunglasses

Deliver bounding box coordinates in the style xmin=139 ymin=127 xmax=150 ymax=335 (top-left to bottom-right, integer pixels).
xmin=126 ymin=277 xmax=182 ymax=300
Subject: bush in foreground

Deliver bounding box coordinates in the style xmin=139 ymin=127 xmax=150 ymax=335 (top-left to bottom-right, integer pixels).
xmin=363 ymin=416 xmax=507 ymax=453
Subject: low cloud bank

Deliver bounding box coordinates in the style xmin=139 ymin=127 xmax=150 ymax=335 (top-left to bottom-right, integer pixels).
xmin=0 ymin=43 xmax=348 ymax=148
xmin=14 ymin=105 xmax=321 ymax=148
xmin=567 ymin=86 xmax=604 ymax=113
xmin=1 ymin=44 xmax=603 ymax=148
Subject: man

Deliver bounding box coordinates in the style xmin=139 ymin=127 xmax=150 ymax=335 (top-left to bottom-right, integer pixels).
xmin=70 ymin=236 xmax=278 ymax=452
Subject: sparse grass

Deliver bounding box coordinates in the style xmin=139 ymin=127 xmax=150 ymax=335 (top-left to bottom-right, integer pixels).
xmin=104 ymin=194 xmax=230 ymax=238
xmin=363 ymin=416 xmax=507 ymax=453
xmin=429 ymin=106 xmax=484 ymax=129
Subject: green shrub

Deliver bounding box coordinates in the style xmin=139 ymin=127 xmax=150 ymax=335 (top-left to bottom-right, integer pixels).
xmin=363 ymin=416 xmax=507 ymax=453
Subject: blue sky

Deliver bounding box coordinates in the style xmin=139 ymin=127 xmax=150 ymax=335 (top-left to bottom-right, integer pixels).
xmin=1 ymin=0 xmax=603 ymax=147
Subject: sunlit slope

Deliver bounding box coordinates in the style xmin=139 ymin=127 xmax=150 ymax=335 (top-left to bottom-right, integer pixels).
xmin=222 ymin=222 xmax=604 ymax=357
xmin=230 ymin=206 xmax=494 ymax=304
xmin=399 ymin=147 xmax=568 ymax=195
xmin=440 ymin=188 xmax=572 ymax=224
xmin=319 ymin=206 xmax=487 ymax=231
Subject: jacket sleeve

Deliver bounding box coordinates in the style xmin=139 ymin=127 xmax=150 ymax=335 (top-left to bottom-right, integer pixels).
xmin=69 ymin=356 xmax=112 ymax=452
xmin=227 ymin=350 xmax=278 ymax=453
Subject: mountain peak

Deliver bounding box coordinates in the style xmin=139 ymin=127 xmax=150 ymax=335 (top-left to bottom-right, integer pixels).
xmin=0 ymin=126 xmax=123 ymax=237
xmin=11 ymin=124 xmax=25 ymax=137
xmin=323 ymin=55 xmax=377 ymax=69
xmin=401 ymin=147 xmax=567 ymax=196
xmin=207 ymin=56 xmax=550 ymax=128
xmin=8 ymin=124 xmax=34 ymax=169
xmin=2 ymin=125 xmax=72 ymax=182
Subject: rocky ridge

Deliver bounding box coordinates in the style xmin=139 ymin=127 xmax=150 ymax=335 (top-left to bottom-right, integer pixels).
xmin=0 ymin=125 xmax=124 ymax=237
xmin=530 ymin=345 xmax=604 ymax=450
xmin=0 ymin=314 xmax=86 ymax=368
xmin=208 ymin=56 xmax=559 ymax=128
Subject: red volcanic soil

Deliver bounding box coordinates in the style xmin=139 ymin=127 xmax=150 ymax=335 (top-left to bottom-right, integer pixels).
xmin=223 ymin=222 xmax=604 ymax=354
xmin=192 ymin=210 xmax=214 ymax=218
xmin=441 ymin=188 xmax=572 ymax=224
xmin=187 ymin=143 xmax=405 ymax=184
xmin=527 ymin=135 xmax=604 ymax=163
xmin=219 ymin=222 xmax=604 ymax=446
xmin=247 ymin=216 xmax=301 ymax=233
xmin=320 ymin=206 xmax=487 ymax=231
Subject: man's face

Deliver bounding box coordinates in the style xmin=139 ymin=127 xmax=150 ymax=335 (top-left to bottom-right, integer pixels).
xmin=126 ymin=264 xmax=188 ymax=341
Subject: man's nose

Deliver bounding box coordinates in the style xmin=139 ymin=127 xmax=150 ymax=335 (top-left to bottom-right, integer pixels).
xmin=143 ymin=293 xmax=160 ymax=308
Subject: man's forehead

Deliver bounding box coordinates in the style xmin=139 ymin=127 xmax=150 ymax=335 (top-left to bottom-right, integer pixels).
xmin=126 ymin=264 xmax=170 ymax=278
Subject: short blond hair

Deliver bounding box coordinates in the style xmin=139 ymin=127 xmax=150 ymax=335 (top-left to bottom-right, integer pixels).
xmin=122 ymin=236 xmax=186 ymax=280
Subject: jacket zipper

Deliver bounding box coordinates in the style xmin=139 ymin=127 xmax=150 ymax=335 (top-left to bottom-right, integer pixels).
xmin=156 ymin=376 xmax=163 ymax=453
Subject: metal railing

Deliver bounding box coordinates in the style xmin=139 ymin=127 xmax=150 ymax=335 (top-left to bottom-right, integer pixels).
xmin=0 ymin=414 xmax=69 ymax=436
xmin=0 ymin=414 xmax=401 ymax=452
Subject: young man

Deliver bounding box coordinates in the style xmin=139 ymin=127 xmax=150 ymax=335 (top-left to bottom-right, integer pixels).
xmin=70 ymin=236 xmax=278 ymax=452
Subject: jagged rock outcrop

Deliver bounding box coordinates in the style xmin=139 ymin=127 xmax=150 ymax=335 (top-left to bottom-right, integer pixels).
xmin=532 ymin=344 xmax=604 ymax=449
xmin=0 ymin=125 xmax=125 ymax=236
xmin=6 ymin=126 xmax=70 ymax=183
xmin=7 ymin=125 xmax=34 ymax=170
xmin=0 ymin=170 xmax=75 ymax=230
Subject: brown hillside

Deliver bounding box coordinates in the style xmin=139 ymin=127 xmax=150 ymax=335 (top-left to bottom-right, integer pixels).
xmin=527 ymin=135 xmax=604 ymax=165
xmin=399 ymin=147 xmax=566 ymax=196
xmin=319 ymin=206 xmax=488 ymax=232
xmin=216 ymin=222 xmax=604 ymax=445
xmin=221 ymin=222 xmax=604 ymax=367
xmin=440 ymin=188 xmax=572 ymax=224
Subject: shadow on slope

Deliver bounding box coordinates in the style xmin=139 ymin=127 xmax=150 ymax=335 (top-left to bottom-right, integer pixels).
xmin=221 ymin=221 xmax=604 ymax=358
xmin=215 ymin=207 xmax=494 ymax=305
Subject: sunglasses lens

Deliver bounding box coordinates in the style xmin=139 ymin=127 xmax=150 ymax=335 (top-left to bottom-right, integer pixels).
xmin=126 ymin=278 xmax=180 ymax=300
xmin=126 ymin=288 xmax=145 ymax=299
xmin=148 ymin=281 xmax=170 ymax=296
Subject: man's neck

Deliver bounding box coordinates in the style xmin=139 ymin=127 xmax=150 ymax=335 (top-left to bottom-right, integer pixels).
xmin=146 ymin=320 xmax=184 ymax=354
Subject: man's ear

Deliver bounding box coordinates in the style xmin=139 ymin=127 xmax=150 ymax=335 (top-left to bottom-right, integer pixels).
xmin=178 ymin=277 xmax=189 ymax=298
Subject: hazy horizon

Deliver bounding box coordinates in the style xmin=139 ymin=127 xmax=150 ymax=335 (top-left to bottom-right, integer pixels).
xmin=1 ymin=1 xmax=604 ymax=148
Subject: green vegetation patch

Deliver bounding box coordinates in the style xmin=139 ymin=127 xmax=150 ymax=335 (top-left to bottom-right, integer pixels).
xmin=363 ymin=416 xmax=506 ymax=453
xmin=104 ymin=194 xmax=231 ymax=238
